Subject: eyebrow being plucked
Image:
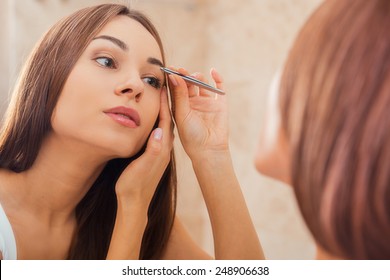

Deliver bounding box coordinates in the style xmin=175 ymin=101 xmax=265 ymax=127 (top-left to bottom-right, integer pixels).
xmin=92 ymin=35 xmax=128 ymax=51
xmin=147 ymin=57 xmax=164 ymax=68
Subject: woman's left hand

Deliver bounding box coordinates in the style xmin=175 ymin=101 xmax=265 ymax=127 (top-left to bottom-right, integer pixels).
xmin=115 ymin=86 xmax=174 ymax=210
xmin=107 ymin=87 xmax=173 ymax=259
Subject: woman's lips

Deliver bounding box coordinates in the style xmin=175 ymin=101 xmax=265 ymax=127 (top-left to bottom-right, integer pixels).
xmin=104 ymin=106 xmax=141 ymax=128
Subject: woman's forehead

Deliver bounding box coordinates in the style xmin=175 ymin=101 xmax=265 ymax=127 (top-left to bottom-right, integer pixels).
xmin=93 ymin=16 xmax=162 ymax=59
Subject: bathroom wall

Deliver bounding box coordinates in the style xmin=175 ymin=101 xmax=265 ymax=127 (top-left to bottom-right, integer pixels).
xmin=0 ymin=0 xmax=323 ymax=259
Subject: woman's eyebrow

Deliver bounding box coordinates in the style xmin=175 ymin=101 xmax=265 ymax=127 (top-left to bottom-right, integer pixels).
xmin=92 ymin=35 xmax=163 ymax=67
xmin=147 ymin=57 xmax=163 ymax=68
xmin=92 ymin=35 xmax=128 ymax=51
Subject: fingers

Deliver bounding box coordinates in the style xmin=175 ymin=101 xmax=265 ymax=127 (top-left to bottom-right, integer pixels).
xmin=168 ymin=66 xmax=225 ymax=120
xmin=147 ymin=86 xmax=173 ymax=158
xmin=116 ymin=88 xmax=173 ymax=195
xmin=168 ymin=66 xmax=224 ymax=97
xmin=177 ymin=68 xmax=198 ymax=97
xmin=211 ymin=68 xmax=224 ymax=91
xmin=158 ymin=86 xmax=174 ymax=135
xmin=167 ymin=67 xmax=191 ymax=121
xmin=191 ymin=72 xmax=210 ymax=97
xmin=116 ymin=127 xmax=171 ymax=200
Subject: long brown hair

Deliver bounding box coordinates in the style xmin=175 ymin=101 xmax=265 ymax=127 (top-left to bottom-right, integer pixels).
xmin=0 ymin=4 xmax=176 ymax=259
xmin=280 ymin=0 xmax=390 ymax=259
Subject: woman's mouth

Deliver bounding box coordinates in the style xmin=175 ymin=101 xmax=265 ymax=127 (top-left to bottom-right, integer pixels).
xmin=104 ymin=106 xmax=141 ymax=128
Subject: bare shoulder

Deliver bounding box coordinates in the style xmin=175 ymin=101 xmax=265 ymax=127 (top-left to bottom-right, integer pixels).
xmin=0 ymin=169 xmax=16 ymax=260
xmin=0 ymin=169 xmax=11 ymax=204
xmin=0 ymin=168 xmax=19 ymax=209
xmin=161 ymin=216 xmax=212 ymax=260
xmin=0 ymin=168 xmax=15 ymax=190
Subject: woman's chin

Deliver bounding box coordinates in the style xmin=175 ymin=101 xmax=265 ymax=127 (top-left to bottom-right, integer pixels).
xmin=110 ymin=148 xmax=141 ymax=160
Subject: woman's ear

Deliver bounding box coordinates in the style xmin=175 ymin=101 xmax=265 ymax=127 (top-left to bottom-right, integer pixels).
xmin=254 ymin=71 xmax=291 ymax=185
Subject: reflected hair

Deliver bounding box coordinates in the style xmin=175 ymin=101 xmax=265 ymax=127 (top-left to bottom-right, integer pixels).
xmin=0 ymin=4 xmax=176 ymax=259
xmin=280 ymin=0 xmax=390 ymax=259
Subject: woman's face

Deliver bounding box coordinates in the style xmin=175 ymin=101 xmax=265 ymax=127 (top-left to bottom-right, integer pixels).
xmin=51 ymin=15 xmax=164 ymax=159
xmin=254 ymin=72 xmax=291 ymax=185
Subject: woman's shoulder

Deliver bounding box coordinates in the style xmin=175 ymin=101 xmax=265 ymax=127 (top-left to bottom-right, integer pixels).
xmin=0 ymin=199 xmax=17 ymax=259
xmin=0 ymin=168 xmax=16 ymax=194
xmin=0 ymin=168 xmax=21 ymax=207
xmin=0 ymin=169 xmax=18 ymax=260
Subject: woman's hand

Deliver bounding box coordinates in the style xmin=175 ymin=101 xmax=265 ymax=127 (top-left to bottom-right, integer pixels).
xmin=107 ymin=87 xmax=174 ymax=260
xmin=168 ymin=68 xmax=264 ymax=259
xmin=168 ymin=68 xmax=228 ymax=159
xmin=115 ymin=86 xmax=173 ymax=208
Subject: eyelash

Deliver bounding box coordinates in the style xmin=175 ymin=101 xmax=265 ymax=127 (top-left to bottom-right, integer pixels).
xmin=95 ymin=56 xmax=117 ymax=69
xmin=143 ymin=77 xmax=163 ymax=90
xmin=94 ymin=56 xmax=163 ymax=90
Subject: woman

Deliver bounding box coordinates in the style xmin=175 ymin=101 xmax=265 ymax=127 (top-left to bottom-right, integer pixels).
xmin=254 ymin=0 xmax=390 ymax=259
xmin=0 ymin=4 xmax=263 ymax=260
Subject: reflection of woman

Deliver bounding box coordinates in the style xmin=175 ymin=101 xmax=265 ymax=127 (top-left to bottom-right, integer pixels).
xmin=0 ymin=4 xmax=175 ymax=260
xmin=0 ymin=4 xmax=263 ymax=260
xmin=254 ymin=0 xmax=390 ymax=259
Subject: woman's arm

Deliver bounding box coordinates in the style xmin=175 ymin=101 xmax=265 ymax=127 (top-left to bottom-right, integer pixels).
xmin=162 ymin=217 xmax=212 ymax=260
xmin=191 ymin=149 xmax=263 ymax=259
xmin=169 ymin=68 xmax=264 ymax=259
xmin=106 ymin=87 xmax=174 ymax=259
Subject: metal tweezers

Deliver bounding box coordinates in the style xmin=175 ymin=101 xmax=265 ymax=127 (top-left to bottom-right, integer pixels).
xmin=160 ymin=67 xmax=225 ymax=95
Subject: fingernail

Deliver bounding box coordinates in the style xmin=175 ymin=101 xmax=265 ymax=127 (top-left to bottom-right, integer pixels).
xmin=169 ymin=75 xmax=178 ymax=86
xmin=154 ymin=128 xmax=163 ymax=140
xmin=190 ymin=72 xmax=200 ymax=78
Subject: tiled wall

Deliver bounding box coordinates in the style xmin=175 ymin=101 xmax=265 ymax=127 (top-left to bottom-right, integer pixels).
xmin=0 ymin=0 xmax=323 ymax=259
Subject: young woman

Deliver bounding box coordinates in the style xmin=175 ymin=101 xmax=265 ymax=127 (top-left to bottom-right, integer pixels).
xmin=0 ymin=4 xmax=263 ymax=260
xmin=253 ymin=0 xmax=390 ymax=259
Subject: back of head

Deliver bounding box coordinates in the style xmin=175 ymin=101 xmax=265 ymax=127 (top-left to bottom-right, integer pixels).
xmin=280 ymin=0 xmax=390 ymax=259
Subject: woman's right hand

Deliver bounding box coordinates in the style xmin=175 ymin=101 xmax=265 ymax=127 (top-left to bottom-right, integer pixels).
xmin=169 ymin=67 xmax=264 ymax=259
xmin=168 ymin=67 xmax=229 ymax=160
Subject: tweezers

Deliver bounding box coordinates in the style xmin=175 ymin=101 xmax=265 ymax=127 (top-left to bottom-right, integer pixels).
xmin=160 ymin=67 xmax=225 ymax=95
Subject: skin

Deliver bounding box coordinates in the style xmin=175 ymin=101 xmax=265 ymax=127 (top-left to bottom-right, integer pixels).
xmin=0 ymin=15 xmax=264 ymax=260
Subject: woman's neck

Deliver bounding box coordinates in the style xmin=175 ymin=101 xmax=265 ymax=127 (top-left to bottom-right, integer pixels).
xmin=11 ymin=133 xmax=110 ymax=226
xmin=316 ymin=244 xmax=343 ymax=260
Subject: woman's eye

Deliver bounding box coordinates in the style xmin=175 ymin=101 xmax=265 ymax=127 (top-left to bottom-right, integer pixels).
xmin=143 ymin=77 xmax=162 ymax=89
xmin=95 ymin=57 xmax=117 ymax=69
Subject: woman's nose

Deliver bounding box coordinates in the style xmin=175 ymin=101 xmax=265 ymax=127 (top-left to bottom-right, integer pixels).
xmin=114 ymin=76 xmax=144 ymax=102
